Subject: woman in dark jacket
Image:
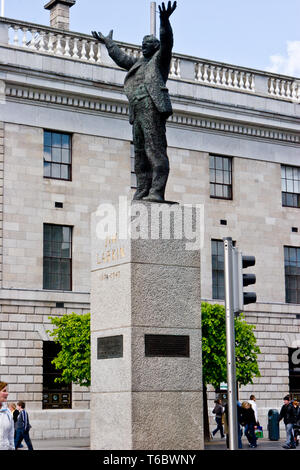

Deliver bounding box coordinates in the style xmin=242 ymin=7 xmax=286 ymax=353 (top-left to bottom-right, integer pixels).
xmin=212 ymin=399 xmax=225 ymax=438
xmin=241 ymin=401 xmax=257 ymax=448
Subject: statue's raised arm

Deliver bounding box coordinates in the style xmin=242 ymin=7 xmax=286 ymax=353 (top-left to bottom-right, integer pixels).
xmin=91 ymin=30 xmax=113 ymax=46
xmin=159 ymin=1 xmax=177 ymax=21
xmin=91 ymin=29 xmax=136 ymax=71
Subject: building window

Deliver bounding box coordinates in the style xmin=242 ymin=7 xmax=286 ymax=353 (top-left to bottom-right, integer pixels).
xmin=43 ymin=341 xmax=72 ymax=409
xmin=281 ymin=165 xmax=300 ymax=208
xmin=44 ymin=130 xmax=71 ymax=180
xmin=209 ymin=155 xmax=232 ymax=199
xmin=284 ymin=246 xmax=300 ymax=303
xmin=212 ymin=239 xmax=225 ymax=300
xmin=289 ymin=347 xmax=300 ymax=398
xmin=43 ymin=224 xmax=72 ymax=291
xmin=130 ymin=143 xmax=137 ymax=189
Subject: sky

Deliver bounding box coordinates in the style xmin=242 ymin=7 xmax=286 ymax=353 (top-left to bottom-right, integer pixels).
xmin=3 ymin=0 xmax=300 ymax=77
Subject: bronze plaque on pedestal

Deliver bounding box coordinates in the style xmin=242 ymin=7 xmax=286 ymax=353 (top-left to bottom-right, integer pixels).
xmin=145 ymin=334 xmax=190 ymax=357
xmin=97 ymin=335 xmax=123 ymax=359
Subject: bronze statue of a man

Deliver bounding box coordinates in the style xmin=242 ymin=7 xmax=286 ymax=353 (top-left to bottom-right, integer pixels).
xmin=92 ymin=1 xmax=177 ymax=202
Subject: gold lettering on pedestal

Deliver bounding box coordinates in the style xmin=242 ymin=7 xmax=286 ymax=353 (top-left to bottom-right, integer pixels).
xmin=96 ymin=234 xmax=126 ymax=265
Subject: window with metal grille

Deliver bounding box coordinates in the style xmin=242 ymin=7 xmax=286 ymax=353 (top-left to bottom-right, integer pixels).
xmin=212 ymin=239 xmax=225 ymax=300
xmin=43 ymin=224 xmax=72 ymax=291
xmin=43 ymin=341 xmax=72 ymax=409
xmin=284 ymin=246 xmax=300 ymax=303
xmin=281 ymin=165 xmax=300 ymax=208
xmin=209 ymin=155 xmax=232 ymax=199
xmin=44 ymin=130 xmax=72 ymax=180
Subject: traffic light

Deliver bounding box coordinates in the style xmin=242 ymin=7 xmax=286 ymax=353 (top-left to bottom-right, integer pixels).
xmin=232 ymin=248 xmax=256 ymax=314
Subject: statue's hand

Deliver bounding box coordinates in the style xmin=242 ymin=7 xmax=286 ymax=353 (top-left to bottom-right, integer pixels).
xmin=159 ymin=1 xmax=177 ymax=20
xmin=91 ymin=30 xmax=113 ymax=45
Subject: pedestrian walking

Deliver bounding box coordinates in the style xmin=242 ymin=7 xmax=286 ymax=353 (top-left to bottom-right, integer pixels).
xmin=279 ymin=395 xmax=297 ymax=449
xmin=212 ymin=399 xmax=225 ymax=438
xmin=14 ymin=400 xmax=34 ymax=450
xmin=240 ymin=401 xmax=257 ymax=448
xmin=248 ymin=394 xmax=259 ymax=425
xmin=8 ymin=402 xmax=24 ymax=447
xmin=8 ymin=402 xmax=19 ymax=428
xmin=0 ymin=382 xmax=15 ymax=450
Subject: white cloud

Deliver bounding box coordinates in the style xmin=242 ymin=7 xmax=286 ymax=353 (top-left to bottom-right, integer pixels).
xmin=267 ymin=41 xmax=300 ymax=77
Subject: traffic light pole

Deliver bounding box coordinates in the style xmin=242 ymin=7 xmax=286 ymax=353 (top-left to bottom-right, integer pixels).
xmin=223 ymin=237 xmax=238 ymax=450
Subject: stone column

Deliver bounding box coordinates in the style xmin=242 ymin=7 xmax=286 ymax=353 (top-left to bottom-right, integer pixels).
xmin=44 ymin=0 xmax=76 ymax=31
xmin=90 ymin=200 xmax=203 ymax=450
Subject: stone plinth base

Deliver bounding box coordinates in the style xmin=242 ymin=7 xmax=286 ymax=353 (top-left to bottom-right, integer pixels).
xmin=90 ymin=200 xmax=203 ymax=450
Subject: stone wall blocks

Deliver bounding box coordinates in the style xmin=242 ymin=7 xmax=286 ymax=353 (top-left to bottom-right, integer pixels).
xmin=33 ymin=376 xmax=43 ymax=384
xmin=4 ymin=357 xmax=17 ymax=366
xmin=18 ymin=306 xmax=35 ymax=314
xmin=26 ymin=349 xmax=43 ymax=358
xmin=18 ymin=341 xmax=34 ymax=349
xmin=17 ymin=357 xmax=34 ymax=366
xmin=1 ymin=374 xmax=17 ymax=383
xmin=271 ymin=376 xmax=289 ymax=384
xmin=5 ymin=340 xmax=18 ymax=348
xmin=25 ymin=366 xmax=42 ymax=375
xmin=26 ymin=315 xmax=43 ymax=323
xmin=257 ymin=317 xmax=270 ymax=324
xmin=33 ymin=393 xmax=43 ymax=401
xmin=25 ymin=383 xmax=42 ymax=392
xmin=17 ymin=375 xmax=34 ymax=384
xmin=25 ymin=332 xmax=40 ymax=341
xmin=12 ymin=384 xmax=26 ymax=392
xmin=35 ymin=307 xmax=52 ymax=315
xmin=1 ymin=322 xmax=17 ymax=331
xmin=8 ymin=331 xmax=26 ymax=340
xmin=18 ymin=323 xmax=35 ymax=332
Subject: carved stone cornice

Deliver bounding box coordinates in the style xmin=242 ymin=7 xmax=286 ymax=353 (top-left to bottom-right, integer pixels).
xmin=5 ymin=83 xmax=300 ymax=145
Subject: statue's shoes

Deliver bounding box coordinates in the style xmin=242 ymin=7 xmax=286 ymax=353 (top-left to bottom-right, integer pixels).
xmin=142 ymin=194 xmax=164 ymax=203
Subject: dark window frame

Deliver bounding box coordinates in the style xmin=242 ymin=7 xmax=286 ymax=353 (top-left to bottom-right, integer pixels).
xmin=43 ymin=130 xmax=72 ymax=181
xmin=209 ymin=155 xmax=233 ymax=200
xmin=288 ymin=347 xmax=300 ymax=398
xmin=284 ymin=245 xmax=300 ymax=304
xmin=43 ymin=224 xmax=73 ymax=291
xmin=281 ymin=165 xmax=300 ymax=208
xmin=42 ymin=341 xmax=72 ymax=409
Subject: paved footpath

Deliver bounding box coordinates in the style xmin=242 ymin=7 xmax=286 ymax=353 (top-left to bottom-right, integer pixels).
xmin=205 ymin=436 xmax=300 ymax=451
xmin=20 ymin=437 xmax=90 ymax=450
xmin=15 ymin=436 xmax=299 ymax=451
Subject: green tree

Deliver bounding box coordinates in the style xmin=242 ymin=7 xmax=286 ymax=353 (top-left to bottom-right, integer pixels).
xmin=48 ymin=313 xmax=91 ymax=387
xmin=202 ymin=302 xmax=260 ymax=387
xmin=201 ymin=302 xmax=261 ymax=439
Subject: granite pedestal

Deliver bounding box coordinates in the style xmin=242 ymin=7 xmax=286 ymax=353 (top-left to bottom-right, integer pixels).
xmin=90 ymin=200 xmax=203 ymax=449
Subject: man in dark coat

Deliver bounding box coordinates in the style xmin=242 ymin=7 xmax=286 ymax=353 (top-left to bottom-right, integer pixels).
xmin=279 ymin=395 xmax=298 ymax=449
xmin=92 ymin=1 xmax=177 ymax=202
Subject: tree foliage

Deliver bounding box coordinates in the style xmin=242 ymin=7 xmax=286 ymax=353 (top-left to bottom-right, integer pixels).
xmin=48 ymin=313 xmax=91 ymax=387
xmin=201 ymin=302 xmax=260 ymax=389
xmin=48 ymin=304 xmax=260 ymax=392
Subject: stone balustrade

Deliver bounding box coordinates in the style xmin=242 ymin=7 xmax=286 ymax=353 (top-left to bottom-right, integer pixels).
xmin=7 ymin=19 xmax=101 ymax=63
xmin=0 ymin=17 xmax=299 ymax=103
xmin=268 ymin=77 xmax=300 ymax=101
xmin=195 ymin=62 xmax=255 ymax=92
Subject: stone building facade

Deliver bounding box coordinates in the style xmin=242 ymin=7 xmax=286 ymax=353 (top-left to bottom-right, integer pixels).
xmin=0 ymin=2 xmax=299 ymax=438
